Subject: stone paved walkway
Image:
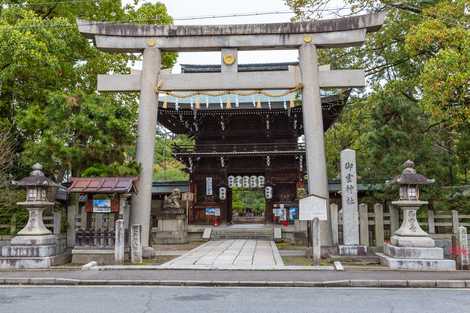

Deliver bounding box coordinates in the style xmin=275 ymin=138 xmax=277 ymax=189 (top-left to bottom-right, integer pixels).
xmin=161 ymin=240 xmax=284 ymax=269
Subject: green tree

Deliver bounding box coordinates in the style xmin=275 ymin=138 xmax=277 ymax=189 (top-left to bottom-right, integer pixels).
xmin=0 ymin=1 xmax=176 ymax=180
xmin=288 ymin=0 xmax=470 ymax=192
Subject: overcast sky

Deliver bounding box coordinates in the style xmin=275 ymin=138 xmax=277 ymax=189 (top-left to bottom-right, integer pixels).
xmin=124 ymin=0 xmax=299 ymax=72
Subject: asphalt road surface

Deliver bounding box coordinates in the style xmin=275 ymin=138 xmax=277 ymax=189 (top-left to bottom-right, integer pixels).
xmin=1 ymin=286 xmax=469 ymax=313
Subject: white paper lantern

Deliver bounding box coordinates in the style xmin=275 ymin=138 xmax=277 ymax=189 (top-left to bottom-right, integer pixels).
xmin=242 ymin=176 xmax=250 ymax=188
xmin=235 ymin=176 xmax=243 ymax=188
xmin=228 ymin=175 xmax=235 ymax=188
xmin=258 ymin=176 xmax=265 ymax=188
xmin=265 ymin=186 xmax=273 ymax=199
xmin=219 ymin=187 xmax=227 ymax=200
xmin=250 ymin=176 xmax=257 ymax=188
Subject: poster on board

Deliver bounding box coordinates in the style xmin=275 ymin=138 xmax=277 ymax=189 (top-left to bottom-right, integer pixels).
xmin=93 ymin=198 xmax=112 ymax=213
xmin=299 ymin=195 xmax=327 ymax=221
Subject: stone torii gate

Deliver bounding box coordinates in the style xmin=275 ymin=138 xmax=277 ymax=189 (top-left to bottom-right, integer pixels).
xmin=78 ymin=13 xmax=385 ymax=250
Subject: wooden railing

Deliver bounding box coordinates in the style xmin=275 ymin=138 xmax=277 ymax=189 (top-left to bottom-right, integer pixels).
xmin=330 ymin=203 xmax=470 ymax=248
xmin=75 ymin=229 xmax=115 ymax=248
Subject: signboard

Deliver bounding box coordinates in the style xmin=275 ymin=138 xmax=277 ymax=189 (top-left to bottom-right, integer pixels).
xmin=206 ymin=177 xmax=213 ymax=196
xmin=205 ymin=207 xmax=220 ymax=216
xmin=181 ymin=192 xmax=194 ymax=202
xmin=93 ymin=198 xmax=112 ymax=213
xmin=299 ymin=195 xmax=327 ymax=221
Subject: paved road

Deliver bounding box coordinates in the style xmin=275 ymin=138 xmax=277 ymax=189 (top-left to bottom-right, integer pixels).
xmin=162 ymin=240 xmax=283 ymax=268
xmin=1 ymin=286 xmax=469 ymax=313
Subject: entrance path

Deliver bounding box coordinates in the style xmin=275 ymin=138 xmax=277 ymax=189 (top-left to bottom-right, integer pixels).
xmin=160 ymin=240 xmax=284 ymax=269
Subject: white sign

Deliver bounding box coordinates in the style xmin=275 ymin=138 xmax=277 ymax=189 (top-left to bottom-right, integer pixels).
xmin=299 ymin=195 xmax=327 ymax=221
xmin=206 ymin=177 xmax=213 ymax=196
xmin=181 ymin=192 xmax=194 ymax=202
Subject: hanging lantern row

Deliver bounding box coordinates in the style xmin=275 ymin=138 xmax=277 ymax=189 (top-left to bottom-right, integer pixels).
xmin=218 ymin=185 xmax=272 ymax=200
xmin=227 ymin=175 xmax=265 ymax=189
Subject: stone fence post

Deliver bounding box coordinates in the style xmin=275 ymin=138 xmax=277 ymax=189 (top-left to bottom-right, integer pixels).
xmin=330 ymin=203 xmax=339 ymax=246
xmin=114 ymin=219 xmax=125 ymax=264
xmin=452 ymin=210 xmax=459 ymax=234
xmin=389 ymin=204 xmax=399 ymax=234
xmin=131 ymin=224 xmax=143 ymax=264
xmin=311 ymin=218 xmax=321 ymax=266
xmin=374 ymin=203 xmax=384 ymax=250
xmin=427 ymin=209 xmax=435 ymax=234
xmin=456 ymin=226 xmax=469 ymax=270
xmin=359 ymin=203 xmax=369 ymax=246
xmin=53 ymin=211 xmax=61 ymax=235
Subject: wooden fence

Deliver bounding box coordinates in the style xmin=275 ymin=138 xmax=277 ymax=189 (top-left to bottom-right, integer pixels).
xmin=330 ymin=203 xmax=470 ymax=248
xmin=0 ymin=211 xmax=61 ymax=238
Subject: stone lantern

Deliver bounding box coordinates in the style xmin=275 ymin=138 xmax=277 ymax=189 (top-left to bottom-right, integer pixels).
xmin=11 ymin=163 xmax=59 ymax=245
xmin=378 ymin=160 xmax=455 ymax=270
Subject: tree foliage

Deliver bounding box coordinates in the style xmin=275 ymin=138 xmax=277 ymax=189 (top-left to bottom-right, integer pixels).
xmin=231 ymin=188 xmax=266 ymax=215
xmin=0 ymin=1 xmax=176 ymax=180
xmin=286 ymin=0 xmax=470 ymax=207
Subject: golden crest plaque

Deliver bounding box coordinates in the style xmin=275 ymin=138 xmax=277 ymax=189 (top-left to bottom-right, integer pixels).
xmin=223 ymin=53 xmax=236 ymax=65
xmin=146 ymin=38 xmax=157 ymax=47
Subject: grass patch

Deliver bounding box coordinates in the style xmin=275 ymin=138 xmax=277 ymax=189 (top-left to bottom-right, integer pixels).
xmin=276 ymin=242 xmax=307 ymax=250
xmin=282 ymin=256 xmax=332 ymax=266
xmin=124 ymin=256 xmax=176 ymax=265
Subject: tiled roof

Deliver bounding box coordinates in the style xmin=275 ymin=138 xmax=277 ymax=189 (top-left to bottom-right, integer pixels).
xmin=67 ymin=177 xmax=138 ymax=194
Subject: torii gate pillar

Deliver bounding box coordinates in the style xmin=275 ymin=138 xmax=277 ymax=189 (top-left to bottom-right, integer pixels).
xmin=299 ymin=41 xmax=332 ymax=245
xmin=132 ymin=45 xmax=161 ymax=252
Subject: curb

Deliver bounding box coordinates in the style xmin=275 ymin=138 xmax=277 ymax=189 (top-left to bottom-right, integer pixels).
xmin=94 ymin=265 xmax=336 ymax=271
xmin=1 ymin=278 xmax=469 ymax=288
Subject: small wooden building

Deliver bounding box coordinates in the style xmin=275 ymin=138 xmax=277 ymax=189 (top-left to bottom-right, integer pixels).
xmin=67 ymin=176 xmax=138 ymax=264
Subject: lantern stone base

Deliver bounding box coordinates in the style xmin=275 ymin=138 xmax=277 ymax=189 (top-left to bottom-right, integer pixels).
xmin=384 ymin=244 xmax=444 ymax=259
xmin=377 ymin=252 xmax=456 ymax=271
xmin=0 ymin=234 xmax=70 ymax=269
xmin=0 ymin=254 xmax=70 ymax=269
xmin=338 ymin=245 xmax=368 ymax=256
xmin=153 ymin=215 xmax=188 ymax=244
xmin=390 ymin=235 xmax=435 ymax=248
